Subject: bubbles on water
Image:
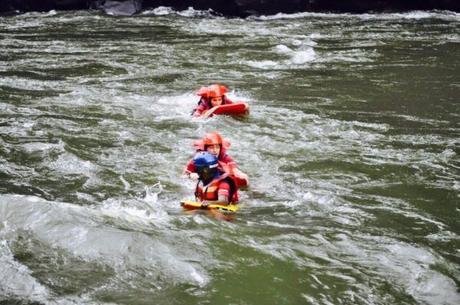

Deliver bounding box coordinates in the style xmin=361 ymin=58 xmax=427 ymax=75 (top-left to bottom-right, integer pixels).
xmin=143 ymin=182 xmax=163 ymax=206
xmin=98 ymin=181 xmax=173 ymax=229
xmin=274 ymin=44 xmax=316 ymax=65
xmin=244 ymin=59 xmax=280 ymax=69
xmin=255 ymin=10 xmax=460 ymax=22
xmin=141 ymin=6 xmax=215 ymax=18
xmin=177 ymin=7 xmax=215 ymax=18
xmin=48 ymin=153 xmax=97 ymax=176
xmin=153 ymin=93 xmax=198 ymax=120
xmin=438 ymin=148 xmax=456 ymax=161
xmin=274 ymin=44 xmax=292 ymax=54
xmin=143 ymin=6 xmax=174 ymax=15
xmin=291 ymin=49 xmax=316 ymax=64
xmin=16 ymin=141 xmax=66 ymax=165
xmin=302 ymin=191 xmax=335 ymax=208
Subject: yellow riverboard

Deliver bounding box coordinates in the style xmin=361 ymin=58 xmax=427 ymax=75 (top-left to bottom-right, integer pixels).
xmin=180 ymin=199 xmax=240 ymax=212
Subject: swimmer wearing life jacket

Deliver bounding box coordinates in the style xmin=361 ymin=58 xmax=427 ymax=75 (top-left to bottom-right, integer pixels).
xmin=192 ymin=84 xmax=234 ymax=117
xmin=192 ymin=151 xmax=238 ymax=205
xmin=183 ymin=132 xmax=249 ymax=187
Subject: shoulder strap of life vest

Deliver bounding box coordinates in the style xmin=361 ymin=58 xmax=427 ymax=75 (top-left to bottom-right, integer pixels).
xmin=194 ymin=173 xmax=236 ymax=202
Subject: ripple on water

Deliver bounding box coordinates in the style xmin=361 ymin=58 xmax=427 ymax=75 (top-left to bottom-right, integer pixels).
xmin=0 ymin=194 xmax=211 ymax=301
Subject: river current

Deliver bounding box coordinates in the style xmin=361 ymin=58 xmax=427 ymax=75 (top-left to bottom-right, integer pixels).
xmin=0 ymin=7 xmax=459 ymax=305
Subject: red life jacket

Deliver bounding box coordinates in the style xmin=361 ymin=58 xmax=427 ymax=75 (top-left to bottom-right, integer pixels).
xmin=192 ymin=96 xmax=233 ymax=115
xmin=195 ymin=173 xmax=238 ymax=203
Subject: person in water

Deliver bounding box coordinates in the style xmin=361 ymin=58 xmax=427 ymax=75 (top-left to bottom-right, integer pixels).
xmin=183 ymin=132 xmax=249 ymax=187
xmin=192 ymin=84 xmax=234 ymax=117
xmin=192 ymin=151 xmax=238 ymax=205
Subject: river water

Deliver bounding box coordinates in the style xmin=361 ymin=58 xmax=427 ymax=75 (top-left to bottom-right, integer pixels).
xmin=0 ymin=7 xmax=459 ymax=305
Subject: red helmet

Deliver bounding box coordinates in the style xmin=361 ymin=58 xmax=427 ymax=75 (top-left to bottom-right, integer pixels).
xmin=196 ymin=84 xmax=228 ymax=98
xmin=207 ymin=84 xmax=228 ymax=98
xmin=196 ymin=86 xmax=209 ymax=97
xmin=192 ymin=132 xmax=231 ymax=151
xmin=203 ymin=132 xmax=223 ymax=146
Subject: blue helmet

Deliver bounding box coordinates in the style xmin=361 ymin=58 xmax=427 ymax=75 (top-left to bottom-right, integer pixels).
xmin=193 ymin=152 xmax=218 ymax=182
xmin=193 ymin=151 xmax=218 ymax=168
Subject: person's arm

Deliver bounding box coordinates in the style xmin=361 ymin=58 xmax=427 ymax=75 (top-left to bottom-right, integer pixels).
xmin=182 ymin=160 xmax=199 ymax=180
xmin=192 ymin=107 xmax=203 ymax=117
xmin=218 ymin=156 xmax=235 ymax=175
xmin=192 ymin=100 xmax=209 ymax=117
xmin=233 ymin=168 xmax=249 ymax=185
xmin=220 ymin=156 xmax=249 ymax=186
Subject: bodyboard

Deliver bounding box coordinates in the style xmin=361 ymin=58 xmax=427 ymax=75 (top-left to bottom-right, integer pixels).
xmin=211 ymin=103 xmax=249 ymax=116
xmin=180 ymin=199 xmax=240 ymax=212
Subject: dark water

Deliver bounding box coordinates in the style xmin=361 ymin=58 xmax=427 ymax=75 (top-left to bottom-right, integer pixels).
xmin=1 ymin=8 xmax=459 ymax=305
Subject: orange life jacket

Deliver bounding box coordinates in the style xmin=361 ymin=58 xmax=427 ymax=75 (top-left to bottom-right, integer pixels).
xmin=195 ymin=174 xmax=237 ymax=203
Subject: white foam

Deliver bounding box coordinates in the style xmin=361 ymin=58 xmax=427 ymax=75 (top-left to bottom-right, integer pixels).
xmin=178 ymin=7 xmax=213 ymax=18
xmin=244 ymin=60 xmax=280 ymax=69
xmin=255 ymin=10 xmax=460 ymax=22
xmin=291 ymin=48 xmax=316 ymax=64
xmin=119 ymin=175 xmax=131 ymax=191
xmin=275 ymin=44 xmax=293 ymax=54
xmin=150 ymin=6 xmax=175 ymax=15
xmin=274 ymin=44 xmax=316 ymax=65
xmin=141 ymin=6 xmax=214 ymax=18
xmin=19 ymin=141 xmax=65 ymax=156
xmin=48 ymin=153 xmax=97 ymax=175
xmin=1 ymin=194 xmax=209 ymax=288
